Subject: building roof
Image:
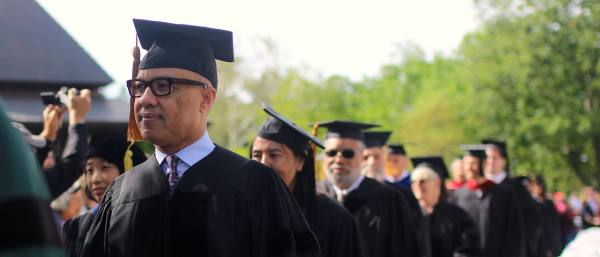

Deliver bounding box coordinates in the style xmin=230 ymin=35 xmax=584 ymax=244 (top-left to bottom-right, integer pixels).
xmin=0 ymin=0 xmax=112 ymax=88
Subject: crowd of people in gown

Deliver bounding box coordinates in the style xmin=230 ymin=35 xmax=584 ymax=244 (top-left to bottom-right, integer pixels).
xmin=2 ymin=18 xmax=599 ymax=257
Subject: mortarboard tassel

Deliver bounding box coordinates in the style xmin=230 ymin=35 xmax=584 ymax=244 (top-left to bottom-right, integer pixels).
xmin=311 ymin=123 xmax=321 ymax=180
xmin=123 ymin=141 xmax=135 ymax=171
xmin=128 ymin=36 xmax=144 ymax=141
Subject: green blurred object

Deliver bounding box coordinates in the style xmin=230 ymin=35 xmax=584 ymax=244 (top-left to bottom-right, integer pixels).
xmin=0 ymin=101 xmax=64 ymax=256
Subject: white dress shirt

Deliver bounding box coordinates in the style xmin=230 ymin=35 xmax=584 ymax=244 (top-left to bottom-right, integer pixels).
xmin=154 ymin=131 xmax=215 ymax=178
xmin=332 ymin=175 xmax=365 ymax=203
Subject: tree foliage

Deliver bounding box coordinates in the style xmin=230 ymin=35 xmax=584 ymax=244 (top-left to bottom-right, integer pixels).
xmin=203 ymin=0 xmax=600 ymax=191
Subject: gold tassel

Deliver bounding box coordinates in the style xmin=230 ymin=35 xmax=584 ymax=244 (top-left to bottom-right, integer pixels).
xmin=310 ymin=124 xmax=321 ymax=181
xmin=128 ymin=35 xmax=144 ymax=141
xmin=124 ymin=141 xmax=135 ymax=172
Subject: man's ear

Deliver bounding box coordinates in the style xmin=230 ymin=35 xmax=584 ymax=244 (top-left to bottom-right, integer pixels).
xmin=199 ymin=88 xmax=216 ymax=113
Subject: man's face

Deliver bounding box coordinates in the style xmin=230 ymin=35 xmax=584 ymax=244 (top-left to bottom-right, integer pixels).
xmin=450 ymin=159 xmax=465 ymax=182
xmin=134 ymin=68 xmax=215 ymax=153
xmin=251 ymin=137 xmax=304 ymax=189
xmin=484 ymin=148 xmax=506 ymax=175
xmin=323 ymin=138 xmax=364 ymax=189
xmin=386 ymin=154 xmax=408 ymax=178
xmin=362 ymin=147 xmax=385 ymax=179
xmin=411 ymin=173 xmax=441 ymax=209
xmin=462 ymin=155 xmax=481 ymax=180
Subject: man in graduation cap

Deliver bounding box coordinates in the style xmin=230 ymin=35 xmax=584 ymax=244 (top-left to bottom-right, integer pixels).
xmin=362 ymin=131 xmax=393 ymax=182
xmin=447 ymin=145 xmax=526 ymax=257
xmin=251 ymin=104 xmax=368 ymax=257
xmin=363 ymin=131 xmax=431 ymax=257
xmin=482 ymin=139 xmax=544 ymax=257
xmin=82 ymin=19 xmax=320 ymax=257
xmin=410 ymin=157 xmax=480 ymax=257
xmin=385 ymin=144 xmax=412 ymax=190
xmin=316 ymin=121 xmax=419 ymax=257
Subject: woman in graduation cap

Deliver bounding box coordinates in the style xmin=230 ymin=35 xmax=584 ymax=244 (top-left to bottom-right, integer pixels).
xmin=410 ymin=159 xmax=480 ymax=257
xmin=250 ymin=104 xmax=368 ymax=257
xmin=62 ymin=133 xmax=146 ymax=257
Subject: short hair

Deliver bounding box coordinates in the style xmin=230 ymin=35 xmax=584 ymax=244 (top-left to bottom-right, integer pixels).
xmin=412 ymin=165 xmax=440 ymax=182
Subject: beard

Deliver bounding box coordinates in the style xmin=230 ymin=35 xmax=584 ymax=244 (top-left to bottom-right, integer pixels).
xmin=325 ymin=166 xmax=362 ymax=189
xmin=362 ymin=166 xmax=386 ymax=182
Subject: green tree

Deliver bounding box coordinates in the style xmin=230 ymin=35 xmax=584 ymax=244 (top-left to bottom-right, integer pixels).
xmin=459 ymin=0 xmax=600 ymax=189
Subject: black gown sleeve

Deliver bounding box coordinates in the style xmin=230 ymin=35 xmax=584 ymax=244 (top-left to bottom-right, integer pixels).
xmin=43 ymin=124 xmax=88 ymax=199
xmin=314 ymin=195 xmax=368 ymax=257
xmin=446 ymin=203 xmax=481 ymax=257
xmin=245 ymin=162 xmax=321 ymax=257
xmin=390 ymin=186 xmax=421 ymax=257
xmin=63 ymin=212 xmax=95 ymax=257
xmin=539 ymin=200 xmax=562 ymax=257
xmin=81 ymin=180 xmax=116 ymax=257
xmin=505 ymin=179 xmax=543 ymax=257
xmin=492 ymin=186 xmax=526 ymax=257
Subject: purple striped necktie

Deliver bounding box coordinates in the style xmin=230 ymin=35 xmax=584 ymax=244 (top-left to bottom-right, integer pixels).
xmin=166 ymin=155 xmax=179 ymax=193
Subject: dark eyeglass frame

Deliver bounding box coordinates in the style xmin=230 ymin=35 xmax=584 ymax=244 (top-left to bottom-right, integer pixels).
xmin=126 ymin=77 xmax=208 ymax=97
xmin=325 ymin=149 xmax=356 ymax=159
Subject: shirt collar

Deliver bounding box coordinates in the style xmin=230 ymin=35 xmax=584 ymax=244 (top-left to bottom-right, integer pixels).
xmin=385 ymin=170 xmax=409 ymax=183
xmin=332 ymin=175 xmax=365 ymax=197
xmin=154 ymin=131 xmax=215 ymax=166
xmin=489 ymin=171 xmax=507 ymax=184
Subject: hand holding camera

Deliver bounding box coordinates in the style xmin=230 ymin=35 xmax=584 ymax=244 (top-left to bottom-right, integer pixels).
xmin=67 ymin=88 xmax=92 ymax=125
xmin=40 ymin=104 xmax=65 ymax=142
xmin=38 ymin=87 xmax=92 ymax=142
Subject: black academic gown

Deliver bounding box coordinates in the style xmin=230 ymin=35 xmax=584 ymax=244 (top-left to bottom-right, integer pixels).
xmin=63 ymin=211 xmax=95 ymax=257
xmin=310 ymin=194 xmax=368 ymax=257
xmin=537 ymin=200 xmax=562 ymax=257
xmin=428 ymin=201 xmax=481 ymax=257
xmin=81 ymin=146 xmax=320 ymax=257
xmin=386 ymin=181 xmax=431 ymax=257
xmin=448 ymin=183 xmax=526 ymax=257
xmin=499 ymin=177 xmax=544 ymax=257
xmin=341 ymin=177 xmax=419 ymax=257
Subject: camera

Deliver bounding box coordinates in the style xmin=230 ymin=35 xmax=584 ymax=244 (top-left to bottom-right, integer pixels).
xmin=40 ymin=87 xmax=68 ymax=106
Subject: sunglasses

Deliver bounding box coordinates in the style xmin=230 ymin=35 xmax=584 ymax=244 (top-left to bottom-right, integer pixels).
xmin=126 ymin=77 xmax=208 ymax=97
xmin=325 ymin=149 xmax=356 ymax=159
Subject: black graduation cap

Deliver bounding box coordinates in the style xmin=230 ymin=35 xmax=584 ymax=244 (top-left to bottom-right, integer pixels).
xmin=312 ymin=120 xmax=379 ymax=141
xmin=387 ymin=144 xmax=407 ymax=155
xmin=87 ymin=133 xmax=146 ymax=173
xmin=364 ymin=131 xmax=392 ymax=148
xmin=133 ymin=18 xmax=234 ymax=89
xmin=481 ymin=139 xmax=508 ymax=158
xmin=410 ymin=156 xmax=449 ymax=180
xmin=259 ymin=103 xmax=324 ymax=149
xmin=460 ymin=144 xmax=487 ymax=160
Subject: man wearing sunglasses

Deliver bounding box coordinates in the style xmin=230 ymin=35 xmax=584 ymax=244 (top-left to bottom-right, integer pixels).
xmin=316 ymin=121 xmax=419 ymax=257
xmin=82 ymin=19 xmax=320 ymax=257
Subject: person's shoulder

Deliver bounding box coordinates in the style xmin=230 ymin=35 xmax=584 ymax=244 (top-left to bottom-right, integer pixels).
xmin=210 ymin=145 xmax=281 ymax=190
xmin=317 ymin=195 xmax=351 ymax=216
xmin=63 ymin=211 xmax=94 ymax=236
xmin=438 ymin=201 xmax=467 ymax=215
xmin=358 ymin=177 xmax=404 ymax=202
xmin=316 ymin=194 xmax=356 ymax=225
xmin=63 ymin=214 xmax=83 ymax=234
xmin=211 ymin=145 xmax=272 ymax=176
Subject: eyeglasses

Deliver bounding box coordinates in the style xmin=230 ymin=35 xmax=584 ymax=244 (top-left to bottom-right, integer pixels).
xmin=325 ymin=149 xmax=356 ymax=159
xmin=126 ymin=77 xmax=208 ymax=97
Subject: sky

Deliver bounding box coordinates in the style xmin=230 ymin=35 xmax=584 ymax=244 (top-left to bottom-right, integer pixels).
xmin=36 ymin=0 xmax=480 ymax=98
